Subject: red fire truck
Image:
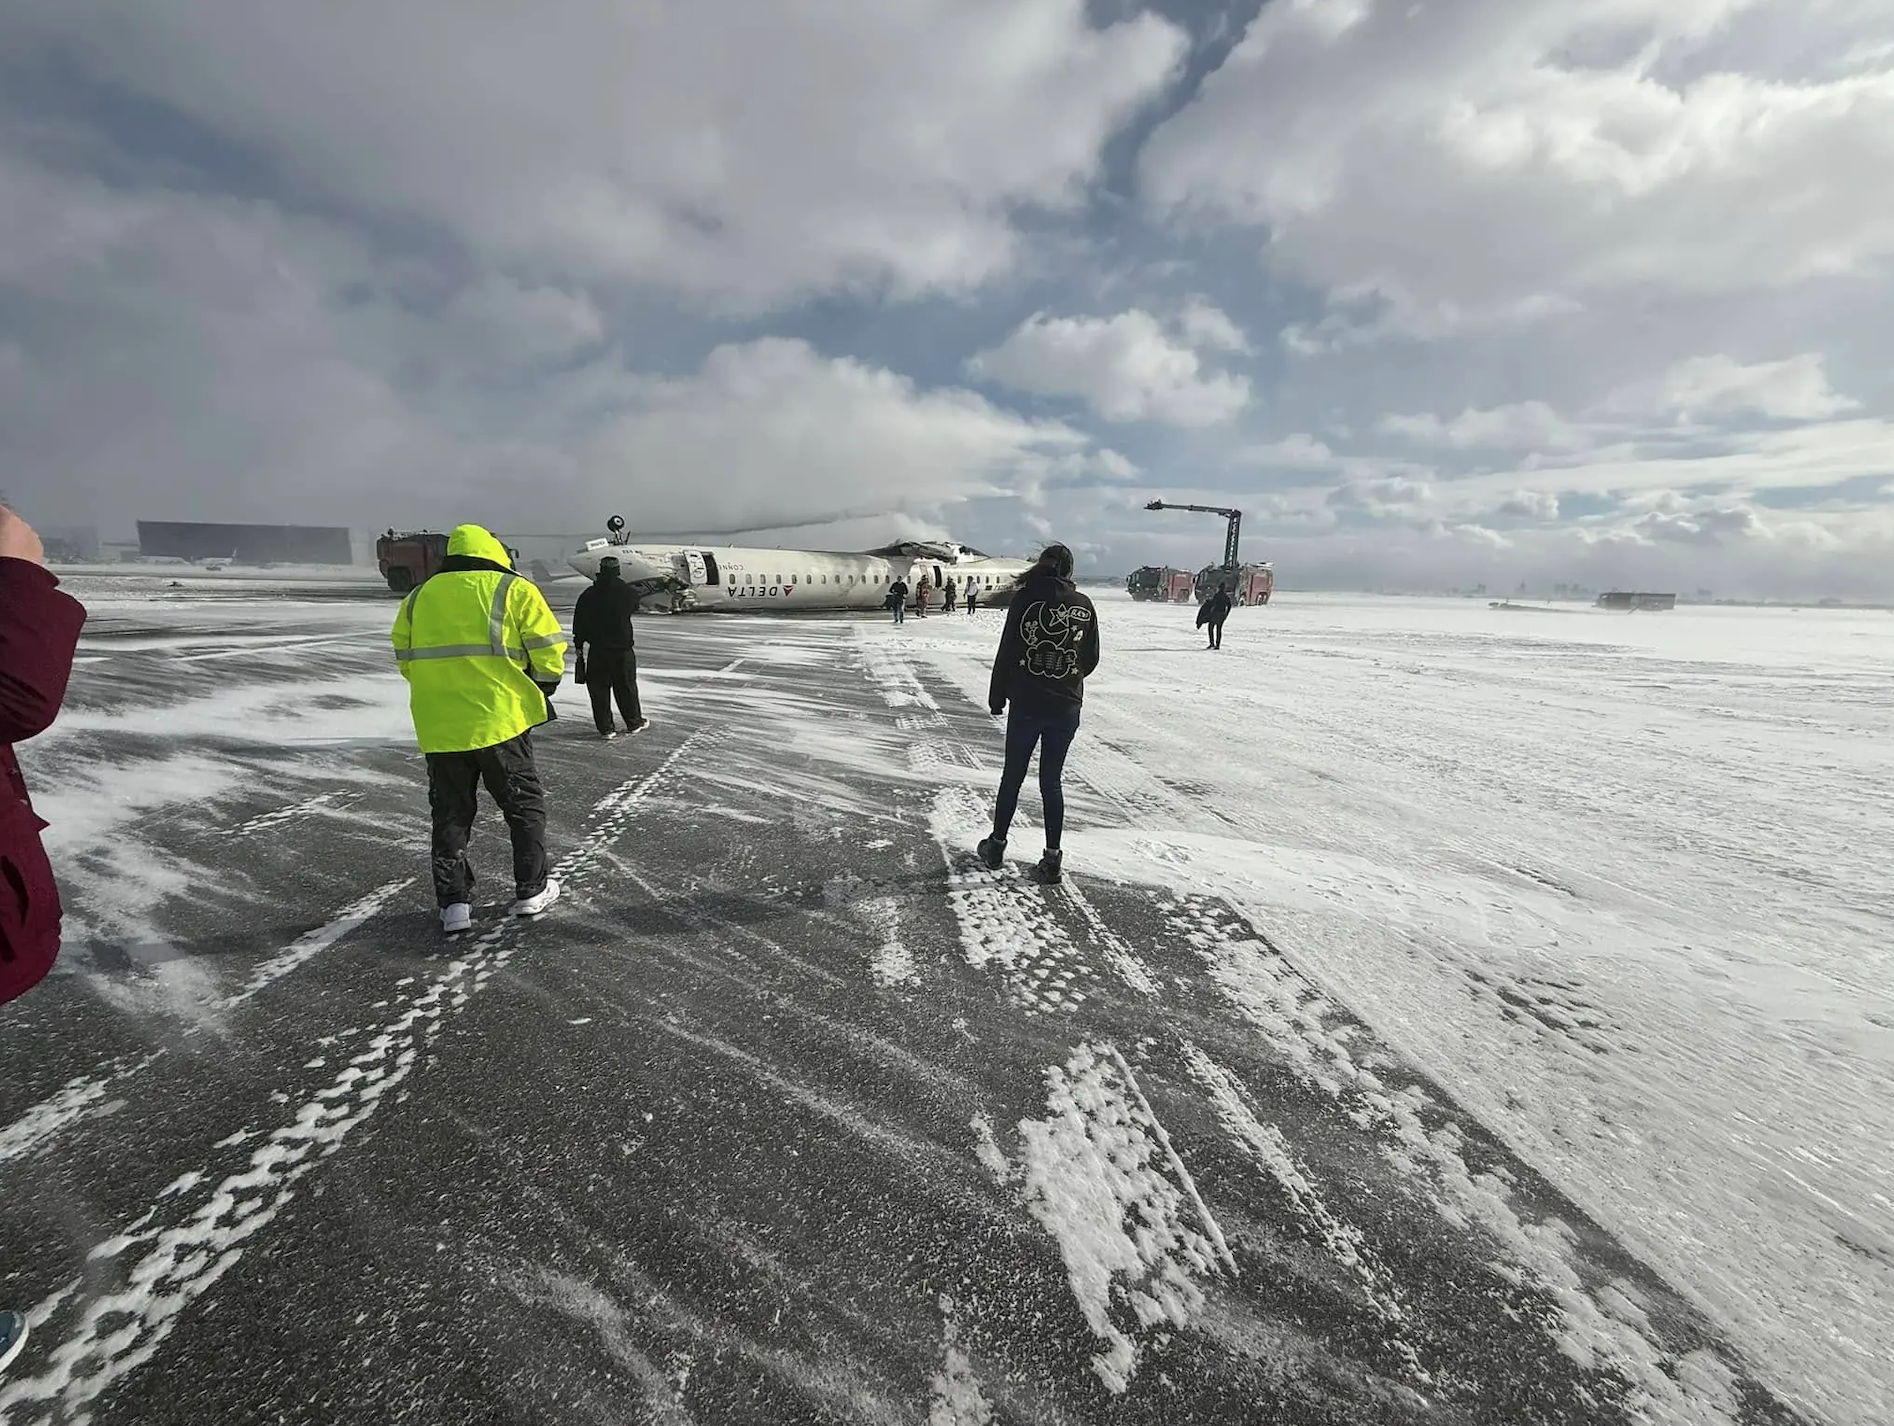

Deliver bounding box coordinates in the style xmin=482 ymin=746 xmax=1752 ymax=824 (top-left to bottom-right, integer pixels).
xmin=1126 ymin=565 xmax=1197 ymax=602
xmin=376 ymin=529 xmax=521 ymax=593
xmin=1196 ymin=561 xmax=1274 ymax=605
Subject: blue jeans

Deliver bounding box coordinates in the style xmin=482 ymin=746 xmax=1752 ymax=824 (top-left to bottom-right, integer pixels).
xmin=992 ymin=704 xmax=1081 ymax=849
xmin=892 ymin=598 xmax=905 ymax=625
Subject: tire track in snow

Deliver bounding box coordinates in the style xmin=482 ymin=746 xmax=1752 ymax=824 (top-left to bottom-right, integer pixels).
xmin=1178 ymin=1039 xmax=1431 ymax=1389
xmin=219 ymin=789 xmax=364 ymax=840
xmin=928 ymin=1295 xmax=995 ymax=1425
xmin=212 ymin=878 xmax=413 ymax=1008
xmin=0 ymin=740 xmax=699 ymax=1425
xmin=974 ymin=1041 xmax=1235 ymax=1395
xmin=1167 ymin=893 xmax=1758 ymax=1426
xmin=930 ymin=786 xmax=1097 ymax=1016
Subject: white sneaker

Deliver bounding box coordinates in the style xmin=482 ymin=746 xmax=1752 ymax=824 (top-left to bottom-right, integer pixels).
xmin=441 ymin=902 xmax=473 ymax=935
xmin=511 ymin=879 xmax=561 ymax=918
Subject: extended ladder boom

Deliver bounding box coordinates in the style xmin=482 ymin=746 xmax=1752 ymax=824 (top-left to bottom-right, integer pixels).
xmin=1145 ymin=500 xmax=1242 ymax=567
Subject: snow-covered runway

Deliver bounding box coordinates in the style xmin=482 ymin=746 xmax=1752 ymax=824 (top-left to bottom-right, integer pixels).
xmin=0 ymin=582 xmax=1883 ymax=1423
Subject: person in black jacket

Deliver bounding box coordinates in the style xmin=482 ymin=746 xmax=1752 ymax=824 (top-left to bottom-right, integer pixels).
xmin=572 ymin=557 xmax=649 ymax=738
xmin=1197 ymin=583 xmax=1233 ymax=649
xmin=978 ymin=544 xmax=1098 ymax=884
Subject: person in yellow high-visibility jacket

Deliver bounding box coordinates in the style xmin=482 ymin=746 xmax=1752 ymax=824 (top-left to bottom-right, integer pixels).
xmin=391 ymin=525 xmax=569 ymax=934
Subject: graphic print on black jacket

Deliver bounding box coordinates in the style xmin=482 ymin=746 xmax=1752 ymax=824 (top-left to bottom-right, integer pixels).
xmin=988 ymin=573 xmax=1100 ymax=716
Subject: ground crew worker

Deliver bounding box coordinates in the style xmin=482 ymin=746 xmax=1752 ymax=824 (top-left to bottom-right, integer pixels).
xmin=390 ymin=525 xmax=568 ymax=935
xmin=573 ymin=556 xmax=649 ymax=739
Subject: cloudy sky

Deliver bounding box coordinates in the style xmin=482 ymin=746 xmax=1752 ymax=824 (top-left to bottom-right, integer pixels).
xmin=4 ymin=0 xmax=1892 ymax=597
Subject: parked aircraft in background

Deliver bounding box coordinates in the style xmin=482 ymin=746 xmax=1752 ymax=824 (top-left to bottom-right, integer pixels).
xmin=566 ymin=516 xmax=1034 ymax=612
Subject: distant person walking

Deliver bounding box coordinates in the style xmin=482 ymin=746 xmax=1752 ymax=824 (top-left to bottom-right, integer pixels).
xmin=391 ymin=525 xmax=569 ymax=935
xmin=965 ymin=584 xmax=980 ymax=616
xmin=0 ymin=505 xmax=89 ymax=1374
xmin=916 ymin=578 xmax=931 ymax=618
xmin=573 ymin=556 xmax=649 ymax=739
xmin=978 ymin=544 xmax=1098 ymax=885
xmin=1197 ymin=583 xmax=1233 ymax=650
xmin=888 ymin=576 xmax=910 ymax=625
xmin=944 ymin=578 xmax=958 ymax=614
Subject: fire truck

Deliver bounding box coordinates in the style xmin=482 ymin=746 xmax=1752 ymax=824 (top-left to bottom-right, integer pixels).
xmin=1195 ymin=561 xmax=1274 ymax=605
xmin=1126 ymin=566 xmax=1196 ymax=602
xmin=375 ymin=529 xmax=521 ymax=593
xmin=1144 ymin=501 xmax=1275 ymax=609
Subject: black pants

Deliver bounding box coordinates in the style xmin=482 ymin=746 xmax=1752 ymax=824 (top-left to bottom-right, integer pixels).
xmin=425 ymin=732 xmax=547 ymax=906
xmin=1208 ymin=617 xmax=1227 ymax=649
xmin=586 ymin=647 xmax=643 ymax=733
xmin=992 ymin=704 xmax=1082 ymax=850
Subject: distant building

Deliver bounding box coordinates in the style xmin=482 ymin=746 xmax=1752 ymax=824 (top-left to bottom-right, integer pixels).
xmin=135 ymin=521 xmax=354 ymax=565
xmin=41 ymin=525 xmax=101 ymax=563
xmin=1596 ymin=590 xmax=1677 ymax=611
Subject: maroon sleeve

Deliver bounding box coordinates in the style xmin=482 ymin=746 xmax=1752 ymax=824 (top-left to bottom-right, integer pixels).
xmin=0 ymin=558 xmax=88 ymax=746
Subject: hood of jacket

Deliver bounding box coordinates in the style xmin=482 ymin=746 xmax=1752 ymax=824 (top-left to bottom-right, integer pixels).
xmin=1015 ymin=569 xmax=1075 ymax=597
xmin=446 ymin=524 xmax=512 ymax=566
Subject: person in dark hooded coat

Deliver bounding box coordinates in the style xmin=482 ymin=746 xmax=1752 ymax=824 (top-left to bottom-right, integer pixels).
xmin=1 ymin=506 xmax=89 ymax=1374
xmin=1 ymin=507 xmax=86 ymax=1006
xmin=978 ymin=544 xmax=1098 ymax=884
xmin=572 ymin=556 xmax=649 ymax=738
xmin=1196 ymin=583 xmax=1233 ymax=650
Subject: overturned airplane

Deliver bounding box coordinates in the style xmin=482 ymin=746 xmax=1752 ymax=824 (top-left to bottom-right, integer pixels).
xmin=566 ymin=517 xmax=1034 ymax=612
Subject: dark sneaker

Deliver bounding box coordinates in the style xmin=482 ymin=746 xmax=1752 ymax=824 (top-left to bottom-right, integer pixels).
xmin=1029 ymin=850 xmax=1064 ymax=885
xmin=976 ymin=837 xmax=1006 ymax=870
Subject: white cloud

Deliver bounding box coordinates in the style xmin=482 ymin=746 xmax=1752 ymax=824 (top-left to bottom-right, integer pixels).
xmin=588 ymin=339 xmax=1096 ymax=534
xmin=11 ymin=0 xmax=1187 ymax=308
xmin=5 ymin=1 xmax=1891 ymax=601
xmin=967 ymin=307 xmax=1252 ymax=425
xmin=0 ymin=150 xmax=1098 ymax=538
xmin=1232 ymin=433 xmax=1338 ymax=467
xmin=1604 ymin=353 xmax=1860 ymax=421
xmin=1495 ymin=490 xmax=1562 ymax=521
xmin=1142 ymin=1 xmax=1894 ymax=324
xmin=1380 ymin=401 xmax=1582 ymax=450
xmin=1178 ymin=296 xmax=1252 ymax=353
xmin=1327 ymin=475 xmax=1434 ymax=512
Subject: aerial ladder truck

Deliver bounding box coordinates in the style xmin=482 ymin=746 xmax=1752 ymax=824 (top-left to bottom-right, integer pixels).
xmin=1144 ymin=500 xmax=1274 ymax=605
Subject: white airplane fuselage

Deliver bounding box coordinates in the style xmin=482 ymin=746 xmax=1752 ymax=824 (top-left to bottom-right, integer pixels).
xmin=566 ymin=537 xmax=1033 ymax=612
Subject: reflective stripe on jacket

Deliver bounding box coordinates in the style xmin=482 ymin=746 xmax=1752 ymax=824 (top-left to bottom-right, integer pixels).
xmin=390 ymin=526 xmax=569 ymax=754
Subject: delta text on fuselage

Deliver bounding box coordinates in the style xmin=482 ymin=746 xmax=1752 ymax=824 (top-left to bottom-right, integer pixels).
xmin=566 ymin=517 xmax=1034 ymax=613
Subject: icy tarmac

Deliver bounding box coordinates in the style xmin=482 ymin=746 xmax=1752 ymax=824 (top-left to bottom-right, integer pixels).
xmin=0 ymin=581 xmax=1886 ymax=1424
